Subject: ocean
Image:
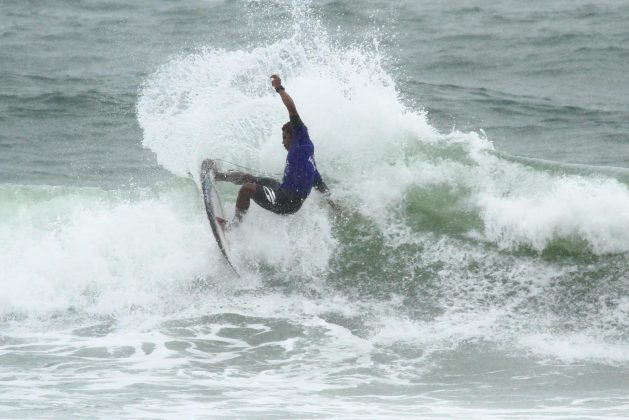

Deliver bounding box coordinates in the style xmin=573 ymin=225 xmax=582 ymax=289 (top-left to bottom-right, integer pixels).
xmin=2 ymin=0 xmax=629 ymax=418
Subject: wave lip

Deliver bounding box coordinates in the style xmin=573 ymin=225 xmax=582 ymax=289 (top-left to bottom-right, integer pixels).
xmin=476 ymin=165 xmax=629 ymax=254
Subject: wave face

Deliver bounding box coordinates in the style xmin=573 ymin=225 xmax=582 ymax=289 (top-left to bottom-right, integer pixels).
xmin=136 ymin=2 xmax=629 ymax=256
xmin=133 ymin=0 xmax=629 ymax=370
xmin=3 ymin=1 xmax=629 ymax=417
xmin=145 ymin=1 xmax=629 ymax=367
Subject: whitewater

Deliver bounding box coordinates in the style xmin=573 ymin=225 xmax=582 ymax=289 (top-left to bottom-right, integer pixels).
xmin=2 ymin=0 xmax=629 ymax=418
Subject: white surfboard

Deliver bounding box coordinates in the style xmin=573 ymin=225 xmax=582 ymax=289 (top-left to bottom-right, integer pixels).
xmin=200 ymin=159 xmax=238 ymax=275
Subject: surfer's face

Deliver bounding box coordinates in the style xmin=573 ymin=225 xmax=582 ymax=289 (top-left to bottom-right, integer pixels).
xmin=282 ymin=128 xmax=292 ymax=151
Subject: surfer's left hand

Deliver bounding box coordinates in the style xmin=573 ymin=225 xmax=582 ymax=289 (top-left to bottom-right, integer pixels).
xmin=270 ymin=74 xmax=282 ymax=89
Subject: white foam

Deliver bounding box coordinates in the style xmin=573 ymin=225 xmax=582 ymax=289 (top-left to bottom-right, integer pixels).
xmin=472 ymin=150 xmax=629 ymax=254
xmin=519 ymin=333 xmax=629 ymax=364
xmin=0 ymin=183 xmax=219 ymax=317
xmin=138 ymin=11 xmax=629 ymax=257
xmin=6 ymin=2 xmax=629 ymax=375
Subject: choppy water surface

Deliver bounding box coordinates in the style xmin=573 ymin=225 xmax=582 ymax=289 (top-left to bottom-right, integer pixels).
xmin=2 ymin=0 xmax=629 ymax=418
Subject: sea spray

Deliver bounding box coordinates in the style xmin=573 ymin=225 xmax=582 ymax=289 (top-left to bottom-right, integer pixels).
xmin=0 ymin=181 xmax=218 ymax=318
xmin=137 ymin=2 xmax=629 ymax=256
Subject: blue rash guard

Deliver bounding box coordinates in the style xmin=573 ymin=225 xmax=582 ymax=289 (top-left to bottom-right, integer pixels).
xmin=280 ymin=114 xmax=323 ymax=198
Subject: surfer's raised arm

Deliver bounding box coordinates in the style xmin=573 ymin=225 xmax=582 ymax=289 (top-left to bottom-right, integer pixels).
xmin=271 ymin=74 xmax=298 ymax=117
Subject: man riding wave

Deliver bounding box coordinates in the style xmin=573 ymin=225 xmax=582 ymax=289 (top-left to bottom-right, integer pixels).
xmin=207 ymin=74 xmax=336 ymax=228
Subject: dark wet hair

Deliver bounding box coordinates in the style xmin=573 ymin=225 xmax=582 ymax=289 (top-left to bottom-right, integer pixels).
xmin=282 ymin=122 xmax=291 ymax=133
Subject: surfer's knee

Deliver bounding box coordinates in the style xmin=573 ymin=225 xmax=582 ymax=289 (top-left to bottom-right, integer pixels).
xmin=239 ymin=183 xmax=256 ymax=197
xmin=236 ymin=183 xmax=256 ymax=211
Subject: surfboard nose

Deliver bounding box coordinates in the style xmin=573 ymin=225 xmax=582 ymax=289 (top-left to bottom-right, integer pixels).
xmin=201 ymin=159 xmax=219 ymax=175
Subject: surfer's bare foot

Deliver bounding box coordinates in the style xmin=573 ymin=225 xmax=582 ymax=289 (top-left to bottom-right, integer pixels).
xmin=207 ymin=160 xmax=228 ymax=181
xmin=226 ymin=208 xmax=246 ymax=230
xmin=207 ymin=159 xmax=218 ymax=175
xmin=216 ymin=216 xmax=230 ymax=231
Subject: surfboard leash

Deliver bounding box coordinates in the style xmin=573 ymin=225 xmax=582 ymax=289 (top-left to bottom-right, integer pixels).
xmin=213 ymin=159 xmax=281 ymax=178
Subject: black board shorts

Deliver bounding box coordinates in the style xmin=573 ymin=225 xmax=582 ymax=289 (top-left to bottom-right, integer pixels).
xmin=252 ymin=177 xmax=304 ymax=215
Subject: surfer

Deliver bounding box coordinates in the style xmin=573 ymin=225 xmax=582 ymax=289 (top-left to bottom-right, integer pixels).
xmin=209 ymin=74 xmax=337 ymax=228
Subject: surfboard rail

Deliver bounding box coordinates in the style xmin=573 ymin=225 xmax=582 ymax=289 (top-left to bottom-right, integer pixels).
xmin=200 ymin=159 xmax=239 ymax=275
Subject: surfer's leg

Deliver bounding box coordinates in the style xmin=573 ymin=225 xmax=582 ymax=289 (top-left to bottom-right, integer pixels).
xmin=220 ymin=171 xmax=256 ymax=185
xmin=206 ymin=160 xmax=255 ymax=184
xmin=233 ymin=182 xmax=257 ymax=226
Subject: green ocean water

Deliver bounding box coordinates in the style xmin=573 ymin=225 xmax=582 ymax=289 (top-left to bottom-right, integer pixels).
xmin=1 ymin=1 xmax=629 ymax=418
